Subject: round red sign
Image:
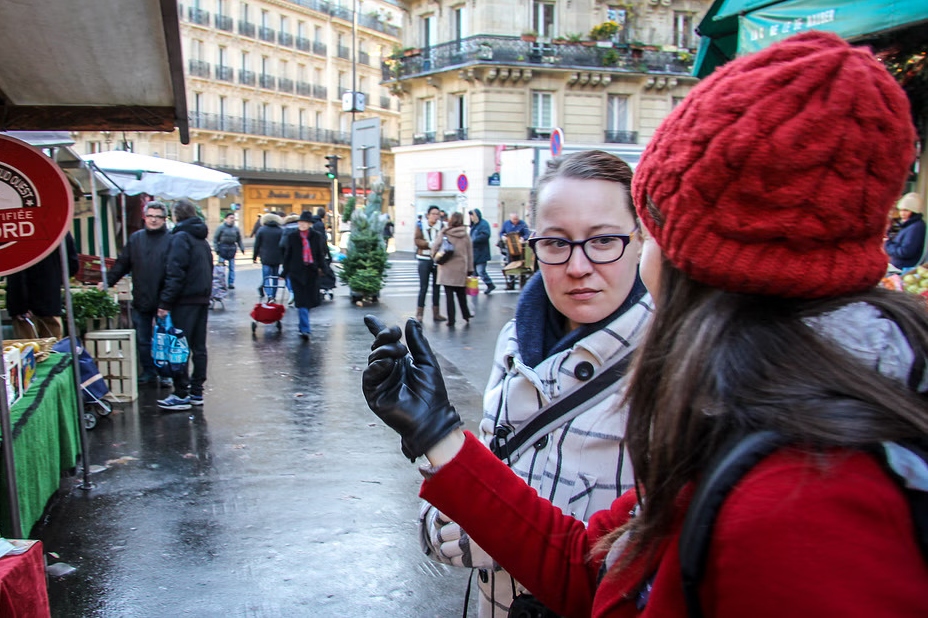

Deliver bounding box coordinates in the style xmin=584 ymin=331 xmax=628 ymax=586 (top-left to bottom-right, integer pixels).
xmin=0 ymin=135 xmax=73 ymax=277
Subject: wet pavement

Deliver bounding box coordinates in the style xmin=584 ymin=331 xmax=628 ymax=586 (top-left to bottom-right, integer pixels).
xmin=32 ymin=256 xmax=524 ymax=617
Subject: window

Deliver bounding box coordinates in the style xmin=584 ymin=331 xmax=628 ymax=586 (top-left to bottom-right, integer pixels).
xmin=218 ymin=46 xmax=227 ymax=67
xmin=297 ymin=64 xmax=307 ymax=82
xmin=87 ymin=141 xmax=102 ymax=154
xmin=218 ymin=146 xmax=228 ymax=166
xmin=297 ymin=21 xmax=306 ymax=38
xmin=450 ymin=94 xmax=466 ymax=130
xmin=607 ymin=7 xmax=629 ymax=44
xmin=193 ymin=143 xmax=204 ymax=163
xmin=315 ymin=111 xmax=322 ymax=128
xmin=280 ymin=15 xmax=289 ymax=34
xmin=262 ymin=150 xmax=270 ymax=170
xmin=219 ymin=96 xmax=227 ymax=118
xmin=532 ymin=92 xmax=553 ymax=128
xmin=299 ymin=109 xmax=307 ymax=129
xmin=533 ymin=1 xmax=556 ymax=39
xmin=453 ymin=6 xmax=468 ymax=41
xmin=190 ymin=39 xmax=204 ymax=61
xmin=240 ymin=2 xmax=249 ymax=22
xmin=261 ymin=56 xmax=270 ymax=75
xmin=606 ymin=95 xmax=628 ymax=132
xmin=242 ymin=100 xmax=249 ymax=125
xmin=314 ymin=68 xmax=322 ymax=85
xmin=193 ymin=93 xmax=203 ymax=116
xmin=243 ymin=148 xmax=250 ymax=168
xmin=279 ymin=60 xmax=289 ymax=79
xmin=314 ymin=26 xmax=323 ymax=43
xmin=241 ymin=51 xmax=250 ymax=71
xmin=421 ymin=15 xmax=434 ymax=48
xmin=165 ymin=142 xmax=178 ymax=159
xmin=261 ymin=9 xmax=270 ymax=28
xmin=420 ymin=98 xmax=436 ymax=133
xmin=281 ymin=106 xmax=289 ymax=128
xmin=674 ymin=12 xmax=695 ymax=49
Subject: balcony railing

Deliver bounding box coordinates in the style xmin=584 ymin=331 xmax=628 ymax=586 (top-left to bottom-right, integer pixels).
xmin=337 ymin=45 xmax=351 ymax=60
xmin=188 ymin=59 xmax=210 ymax=78
xmin=259 ymin=26 xmax=276 ymax=43
xmin=296 ymin=81 xmax=312 ymax=96
xmin=358 ymin=51 xmax=370 ymax=66
xmin=527 ymin=127 xmax=552 ymax=140
xmin=259 ymin=74 xmax=276 ymax=89
xmin=330 ymin=5 xmax=352 ymax=21
xmin=413 ymin=132 xmax=437 ymax=145
xmin=239 ymin=69 xmax=256 ymax=86
xmin=278 ymin=77 xmax=295 ymax=93
xmin=215 ymin=14 xmax=233 ymax=31
xmin=279 ymin=32 xmax=294 ymax=47
xmin=444 ymin=128 xmax=469 ymax=142
xmin=188 ymin=7 xmax=210 ymax=26
xmin=379 ymin=96 xmax=391 ymax=110
xmin=312 ymin=41 xmax=327 ymax=56
xmin=382 ymin=35 xmax=694 ymax=81
xmin=296 ymin=37 xmax=311 ymax=52
xmin=604 ymin=130 xmax=638 ymax=144
xmin=312 ymin=85 xmax=328 ymax=100
xmin=357 ymin=13 xmax=400 ymax=38
xmin=238 ymin=21 xmax=256 ymax=37
xmin=216 ymin=65 xmax=234 ymax=82
xmin=285 ymin=0 xmax=399 ymax=37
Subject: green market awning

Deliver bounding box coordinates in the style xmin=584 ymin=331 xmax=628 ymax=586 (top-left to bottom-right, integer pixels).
xmin=694 ymin=0 xmax=928 ymax=77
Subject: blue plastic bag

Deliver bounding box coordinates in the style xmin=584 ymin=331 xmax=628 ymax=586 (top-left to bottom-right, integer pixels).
xmin=152 ymin=315 xmax=190 ymax=371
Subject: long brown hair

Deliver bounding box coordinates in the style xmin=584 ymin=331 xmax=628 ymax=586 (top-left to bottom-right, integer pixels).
xmin=617 ymin=260 xmax=928 ymax=567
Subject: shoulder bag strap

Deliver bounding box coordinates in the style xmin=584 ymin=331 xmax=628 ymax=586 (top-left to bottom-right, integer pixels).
xmin=490 ymin=352 xmax=634 ymax=463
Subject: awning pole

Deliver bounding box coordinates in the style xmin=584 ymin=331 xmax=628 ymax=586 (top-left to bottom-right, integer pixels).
xmin=61 ymin=243 xmax=93 ymax=491
xmin=87 ymin=162 xmax=109 ymax=287
xmin=120 ymin=193 xmax=128 ymax=247
xmin=0 ymin=325 xmax=22 ymax=538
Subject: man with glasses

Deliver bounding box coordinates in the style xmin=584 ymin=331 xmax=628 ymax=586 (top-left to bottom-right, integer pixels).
xmin=102 ymin=201 xmax=173 ymax=386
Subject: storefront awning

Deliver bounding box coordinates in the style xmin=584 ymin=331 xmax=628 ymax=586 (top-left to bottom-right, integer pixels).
xmin=694 ymin=0 xmax=928 ymax=77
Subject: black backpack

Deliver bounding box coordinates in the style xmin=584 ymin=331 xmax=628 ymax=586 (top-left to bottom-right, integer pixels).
xmin=678 ymin=431 xmax=928 ymax=618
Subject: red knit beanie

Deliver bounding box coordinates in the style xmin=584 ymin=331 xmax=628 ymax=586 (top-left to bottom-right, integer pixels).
xmin=632 ymin=31 xmax=916 ymax=298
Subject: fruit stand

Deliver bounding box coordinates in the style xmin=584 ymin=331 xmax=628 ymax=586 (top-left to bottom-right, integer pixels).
xmin=881 ymin=264 xmax=928 ymax=306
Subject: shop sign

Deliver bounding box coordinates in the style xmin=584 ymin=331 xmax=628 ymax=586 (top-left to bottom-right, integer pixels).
xmin=426 ymin=172 xmax=443 ymax=191
xmin=0 ymin=135 xmax=73 ymax=276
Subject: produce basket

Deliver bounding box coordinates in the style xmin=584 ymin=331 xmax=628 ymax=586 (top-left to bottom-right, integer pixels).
xmin=4 ymin=337 xmax=57 ymax=362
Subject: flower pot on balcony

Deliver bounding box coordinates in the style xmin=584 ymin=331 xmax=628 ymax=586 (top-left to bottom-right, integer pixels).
xmin=403 ymin=47 xmax=420 ymax=57
xmin=521 ymin=34 xmax=537 ymax=43
xmin=581 ymin=40 xmax=596 ymax=47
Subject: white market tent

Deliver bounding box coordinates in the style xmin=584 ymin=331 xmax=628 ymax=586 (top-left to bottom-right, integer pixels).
xmin=83 ymin=151 xmax=241 ymax=201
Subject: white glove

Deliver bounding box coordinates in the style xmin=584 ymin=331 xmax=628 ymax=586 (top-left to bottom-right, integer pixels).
xmin=418 ymin=502 xmax=495 ymax=569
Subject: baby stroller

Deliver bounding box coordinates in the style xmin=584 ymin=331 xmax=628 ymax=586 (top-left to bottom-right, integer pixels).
xmin=250 ymin=274 xmax=286 ymax=334
xmin=52 ymin=339 xmax=112 ymax=430
xmin=210 ymin=261 xmax=229 ymax=310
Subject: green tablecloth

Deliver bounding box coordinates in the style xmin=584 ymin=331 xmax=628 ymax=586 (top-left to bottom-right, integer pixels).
xmin=1 ymin=352 xmax=81 ymax=536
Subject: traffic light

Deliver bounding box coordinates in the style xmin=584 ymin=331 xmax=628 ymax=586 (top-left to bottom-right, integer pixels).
xmin=325 ymin=155 xmax=339 ymax=180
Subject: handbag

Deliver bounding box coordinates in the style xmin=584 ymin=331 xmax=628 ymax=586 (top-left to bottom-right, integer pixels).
xmin=433 ymin=236 xmax=455 ymax=265
xmin=466 ymin=276 xmax=479 ymax=296
xmin=152 ymin=315 xmax=190 ymax=371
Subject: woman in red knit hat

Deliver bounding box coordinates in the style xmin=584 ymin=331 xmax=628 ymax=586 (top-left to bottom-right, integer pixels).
xmin=362 ymin=31 xmax=928 ymax=616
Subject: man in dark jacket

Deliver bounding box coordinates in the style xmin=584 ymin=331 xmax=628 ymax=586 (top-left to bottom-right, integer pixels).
xmin=469 ymin=209 xmax=495 ymax=294
xmin=281 ymin=211 xmax=328 ymax=340
xmin=312 ymin=207 xmax=327 ymax=239
xmin=212 ymin=212 xmax=245 ymax=289
xmin=7 ymin=233 xmax=78 ymax=339
xmin=156 ymin=200 xmax=213 ymax=411
xmin=252 ymin=212 xmax=285 ymax=300
xmin=101 ymin=201 xmax=172 ymax=385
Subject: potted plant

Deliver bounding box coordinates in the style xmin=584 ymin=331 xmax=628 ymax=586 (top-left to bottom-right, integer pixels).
xmin=602 ymin=49 xmax=621 ymax=67
xmin=589 ymin=21 xmax=619 ymax=41
xmin=339 ymin=184 xmax=390 ymax=304
xmin=566 ymin=33 xmax=584 ymax=45
xmin=552 ymin=36 xmax=567 ymax=45
xmin=69 ymin=288 xmax=120 ymax=335
xmin=521 ymin=30 xmax=538 ymax=43
xmin=402 ymin=46 xmax=420 ymax=57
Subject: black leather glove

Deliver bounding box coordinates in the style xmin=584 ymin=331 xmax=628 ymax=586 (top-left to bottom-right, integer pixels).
xmin=362 ymin=315 xmax=462 ymax=462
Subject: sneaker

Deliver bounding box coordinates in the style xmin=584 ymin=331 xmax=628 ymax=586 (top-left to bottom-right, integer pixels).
xmin=189 ymin=395 xmax=204 ymax=406
xmin=485 ymin=283 xmax=496 ymax=295
xmin=299 ymin=332 xmax=310 ymax=341
xmin=158 ymin=394 xmax=191 ymax=410
xmin=228 ymin=284 xmax=235 ymax=289
xmin=159 ymin=377 xmax=174 ymax=387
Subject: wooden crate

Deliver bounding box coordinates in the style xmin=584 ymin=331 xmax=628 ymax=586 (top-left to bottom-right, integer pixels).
xmin=84 ymin=330 xmax=137 ymax=402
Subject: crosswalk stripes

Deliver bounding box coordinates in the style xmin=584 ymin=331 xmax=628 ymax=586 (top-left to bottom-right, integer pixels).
xmin=378 ymin=259 xmax=522 ymax=297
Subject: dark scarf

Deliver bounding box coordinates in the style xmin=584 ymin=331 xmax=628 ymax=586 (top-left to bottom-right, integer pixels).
xmin=515 ymin=273 xmax=647 ymax=369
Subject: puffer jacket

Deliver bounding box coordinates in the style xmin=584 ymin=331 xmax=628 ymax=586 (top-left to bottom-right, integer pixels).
xmin=432 ymin=225 xmax=473 ymax=287
xmin=107 ymin=226 xmax=171 ymax=312
xmin=470 ymin=209 xmax=492 ymax=264
xmin=421 ymin=275 xmax=653 ymax=615
xmin=159 ymin=217 xmax=213 ymax=309
xmin=213 ymin=222 xmax=244 ymax=253
xmin=253 ymin=213 xmax=284 ymax=265
xmin=885 ymin=213 xmax=925 ymax=268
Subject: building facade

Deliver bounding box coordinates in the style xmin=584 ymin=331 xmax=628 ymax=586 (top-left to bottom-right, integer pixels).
xmin=386 ymin=0 xmax=711 ymax=253
xmin=71 ymin=0 xmax=403 ymax=234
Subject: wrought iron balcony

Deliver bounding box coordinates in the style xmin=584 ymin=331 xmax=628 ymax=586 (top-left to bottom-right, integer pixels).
xmin=312 ymin=85 xmax=327 ymax=100
xmin=296 ymin=81 xmax=312 ymax=96
xmin=330 ymin=5 xmax=352 ymax=21
xmin=239 ymin=69 xmax=256 ymax=86
xmin=527 ymin=127 xmax=552 ymax=140
xmin=259 ymin=27 xmax=276 ymax=43
xmin=296 ymin=37 xmax=311 ymax=52
xmin=444 ymin=128 xmax=469 ymax=142
xmin=312 ymin=42 xmax=327 ymax=56
xmin=188 ymin=7 xmax=210 ymax=26
xmin=216 ymin=66 xmax=234 ymax=82
xmin=238 ymin=21 xmax=256 ymax=37
xmin=382 ymin=35 xmax=694 ymax=82
xmin=357 ymin=13 xmax=400 ymax=38
xmin=604 ymin=130 xmax=638 ymax=144
xmin=379 ymin=96 xmax=391 ymax=110
xmin=279 ymin=78 xmax=295 ymax=93
xmin=188 ymin=59 xmax=210 ymax=78
xmin=279 ymin=32 xmax=294 ymax=47
xmin=215 ymin=14 xmax=233 ymax=31
xmin=413 ymin=132 xmax=437 ymax=145
xmin=337 ymin=45 xmax=351 ymax=60
xmin=259 ymin=74 xmax=276 ymax=89
xmin=358 ymin=51 xmax=371 ymax=66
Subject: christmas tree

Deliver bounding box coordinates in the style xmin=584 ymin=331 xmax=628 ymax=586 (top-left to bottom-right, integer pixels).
xmin=339 ymin=182 xmax=390 ymax=303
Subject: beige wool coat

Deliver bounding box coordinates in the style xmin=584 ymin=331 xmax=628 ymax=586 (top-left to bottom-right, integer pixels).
xmin=431 ymin=224 xmax=473 ymax=287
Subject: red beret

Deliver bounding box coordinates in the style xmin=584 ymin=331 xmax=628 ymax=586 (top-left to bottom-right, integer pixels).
xmin=632 ymin=31 xmax=915 ymax=298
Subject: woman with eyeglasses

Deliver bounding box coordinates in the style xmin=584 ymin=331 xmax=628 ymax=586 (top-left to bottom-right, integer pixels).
xmin=417 ymin=149 xmax=652 ymax=616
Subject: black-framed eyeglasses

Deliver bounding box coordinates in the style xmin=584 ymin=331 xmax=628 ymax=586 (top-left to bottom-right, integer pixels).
xmin=528 ymin=227 xmax=639 ymax=265
xmin=145 ymin=214 xmax=166 ymax=219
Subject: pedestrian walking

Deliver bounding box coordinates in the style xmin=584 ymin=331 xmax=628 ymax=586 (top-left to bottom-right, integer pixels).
xmin=213 ymin=212 xmax=245 ymax=289
xmin=431 ymin=212 xmax=473 ymax=328
xmin=312 ymin=207 xmax=327 ymax=239
xmin=280 ymin=213 xmax=300 ymax=305
xmin=252 ymin=212 xmax=285 ymax=301
xmin=157 ymin=199 xmax=213 ymax=411
xmin=421 ymin=151 xmax=651 ymax=614
xmin=414 ymin=205 xmax=447 ymax=323
xmin=101 ymin=201 xmax=172 ymax=385
xmin=249 ymin=213 xmax=262 ymax=238
xmin=8 ymin=233 xmax=78 ymax=340
xmin=468 ymin=209 xmax=495 ymax=294
xmin=280 ymin=211 xmax=328 ymax=340
xmin=362 ymin=31 xmax=928 ymax=616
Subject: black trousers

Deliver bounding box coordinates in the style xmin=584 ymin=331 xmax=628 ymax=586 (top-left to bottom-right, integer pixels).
xmin=417 ymin=258 xmax=441 ymax=309
xmin=444 ymin=285 xmax=471 ymax=325
xmin=169 ymin=303 xmax=209 ymax=398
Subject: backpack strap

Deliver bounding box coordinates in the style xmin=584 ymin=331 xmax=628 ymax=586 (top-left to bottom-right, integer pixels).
xmin=678 ymin=431 xmax=788 ymax=618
